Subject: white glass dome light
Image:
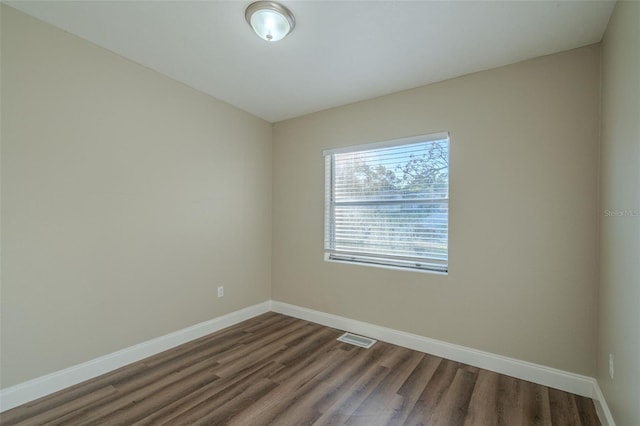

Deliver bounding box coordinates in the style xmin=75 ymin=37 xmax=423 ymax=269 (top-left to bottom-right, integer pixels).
xmin=245 ymin=1 xmax=295 ymax=42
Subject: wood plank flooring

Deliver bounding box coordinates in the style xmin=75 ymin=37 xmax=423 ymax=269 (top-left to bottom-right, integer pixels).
xmin=0 ymin=313 xmax=600 ymax=425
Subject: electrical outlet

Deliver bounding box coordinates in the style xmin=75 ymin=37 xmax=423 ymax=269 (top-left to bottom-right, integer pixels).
xmin=217 ymin=286 xmax=224 ymax=298
xmin=609 ymin=353 xmax=614 ymax=380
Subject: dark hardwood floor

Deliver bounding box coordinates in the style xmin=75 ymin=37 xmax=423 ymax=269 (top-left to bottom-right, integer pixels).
xmin=0 ymin=312 xmax=600 ymax=425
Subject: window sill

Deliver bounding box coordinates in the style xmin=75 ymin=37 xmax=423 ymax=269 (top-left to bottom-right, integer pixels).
xmin=324 ymin=256 xmax=448 ymax=275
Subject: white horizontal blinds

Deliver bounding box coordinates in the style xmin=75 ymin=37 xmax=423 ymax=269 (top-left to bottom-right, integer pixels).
xmin=324 ymin=135 xmax=449 ymax=272
xmin=324 ymin=155 xmax=335 ymax=254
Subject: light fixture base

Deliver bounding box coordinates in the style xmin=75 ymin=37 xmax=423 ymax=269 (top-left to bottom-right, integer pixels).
xmin=245 ymin=1 xmax=295 ymax=42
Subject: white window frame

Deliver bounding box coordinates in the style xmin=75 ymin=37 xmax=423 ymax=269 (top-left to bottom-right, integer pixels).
xmin=323 ymin=132 xmax=449 ymax=273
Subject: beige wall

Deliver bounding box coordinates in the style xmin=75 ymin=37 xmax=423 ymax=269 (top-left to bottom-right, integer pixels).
xmin=0 ymin=5 xmax=272 ymax=387
xmin=273 ymin=45 xmax=601 ymax=375
xmin=598 ymin=2 xmax=640 ymax=425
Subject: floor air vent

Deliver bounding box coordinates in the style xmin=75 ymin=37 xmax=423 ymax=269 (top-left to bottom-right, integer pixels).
xmin=337 ymin=332 xmax=377 ymax=349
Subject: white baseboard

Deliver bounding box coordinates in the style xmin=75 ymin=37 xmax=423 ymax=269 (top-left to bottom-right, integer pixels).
xmin=0 ymin=301 xmax=271 ymax=412
xmin=272 ymin=300 xmax=615 ymax=424
xmin=593 ymin=381 xmax=617 ymax=426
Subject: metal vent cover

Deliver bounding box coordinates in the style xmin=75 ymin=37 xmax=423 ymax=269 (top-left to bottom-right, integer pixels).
xmin=337 ymin=332 xmax=377 ymax=349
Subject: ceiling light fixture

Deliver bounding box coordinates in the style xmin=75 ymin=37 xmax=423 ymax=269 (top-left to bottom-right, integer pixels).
xmin=245 ymin=1 xmax=295 ymax=42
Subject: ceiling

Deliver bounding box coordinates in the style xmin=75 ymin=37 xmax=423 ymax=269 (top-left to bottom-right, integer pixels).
xmin=6 ymin=1 xmax=615 ymax=123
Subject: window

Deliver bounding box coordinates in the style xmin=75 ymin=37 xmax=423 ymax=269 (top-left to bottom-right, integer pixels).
xmin=324 ymin=132 xmax=449 ymax=273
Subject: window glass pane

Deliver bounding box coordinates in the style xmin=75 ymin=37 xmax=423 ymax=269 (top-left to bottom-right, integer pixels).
xmin=333 ymin=203 xmax=448 ymax=260
xmin=333 ymin=140 xmax=449 ymax=202
xmin=324 ymin=135 xmax=449 ymax=273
